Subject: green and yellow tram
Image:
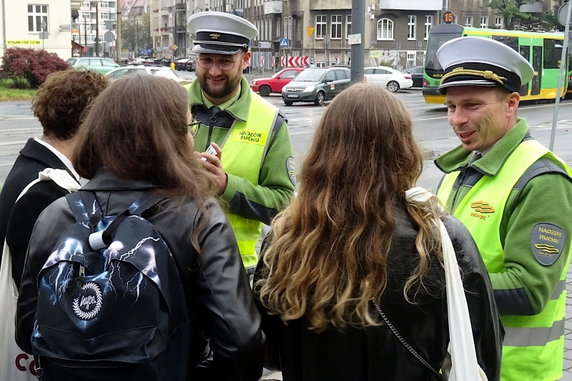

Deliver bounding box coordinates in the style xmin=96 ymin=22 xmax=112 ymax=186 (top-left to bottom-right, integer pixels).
xmin=423 ymin=23 xmax=566 ymax=104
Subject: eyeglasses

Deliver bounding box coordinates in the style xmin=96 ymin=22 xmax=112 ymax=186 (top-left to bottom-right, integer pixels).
xmin=197 ymin=55 xmax=242 ymax=71
xmin=188 ymin=119 xmax=200 ymax=136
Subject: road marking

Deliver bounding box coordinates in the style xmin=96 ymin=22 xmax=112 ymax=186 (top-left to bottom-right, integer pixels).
xmin=0 ymin=140 xmax=27 ymax=146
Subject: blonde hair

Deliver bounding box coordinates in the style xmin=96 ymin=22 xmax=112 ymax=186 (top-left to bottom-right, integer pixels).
xmin=256 ymin=83 xmax=443 ymax=330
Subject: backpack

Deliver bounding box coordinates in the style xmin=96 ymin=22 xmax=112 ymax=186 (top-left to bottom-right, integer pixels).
xmin=31 ymin=191 xmax=190 ymax=381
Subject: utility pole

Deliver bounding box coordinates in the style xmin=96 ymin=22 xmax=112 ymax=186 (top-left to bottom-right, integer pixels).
xmin=1 ymin=0 xmax=7 ymax=54
xmin=116 ymin=11 xmax=122 ymax=62
xmin=95 ymin=1 xmax=100 ymax=56
xmin=350 ymin=0 xmax=365 ymax=83
xmin=84 ymin=17 xmax=87 ymax=54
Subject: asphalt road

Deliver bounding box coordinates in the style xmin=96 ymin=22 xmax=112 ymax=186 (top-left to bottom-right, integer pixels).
xmin=3 ymin=86 xmax=572 ymax=379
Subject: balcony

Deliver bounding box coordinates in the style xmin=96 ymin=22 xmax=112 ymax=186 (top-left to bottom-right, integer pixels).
xmin=263 ymin=1 xmax=282 ymax=14
xmin=378 ymin=0 xmax=441 ymax=11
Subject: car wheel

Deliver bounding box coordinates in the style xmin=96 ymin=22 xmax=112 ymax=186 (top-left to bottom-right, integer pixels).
xmin=259 ymin=85 xmax=271 ymax=97
xmin=284 ymin=100 xmax=294 ymax=106
xmin=314 ymin=91 xmax=325 ymax=106
xmin=387 ymin=81 xmax=400 ymax=92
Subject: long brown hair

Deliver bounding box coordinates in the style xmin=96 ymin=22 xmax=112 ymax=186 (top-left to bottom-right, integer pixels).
xmin=73 ymin=75 xmax=216 ymax=200
xmin=256 ymin=83 xmax=441 ymax=330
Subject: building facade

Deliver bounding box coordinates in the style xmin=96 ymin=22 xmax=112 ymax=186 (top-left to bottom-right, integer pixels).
xmin=1 ymin=0 xmax=75 ymax=59
xmin=181 ymin=0 xmax=566 ymax=71
xmin=75 ymin=0 xmax=118 ymax=58
xmin=150 ymin=0 xmax=187 ymax=58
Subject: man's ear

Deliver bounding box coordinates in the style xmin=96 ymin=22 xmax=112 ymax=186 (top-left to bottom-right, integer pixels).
xmin=242 ymin=51 xmax=251 ymax=70
xmin=507 ymin=91 xmax=520 ymax=114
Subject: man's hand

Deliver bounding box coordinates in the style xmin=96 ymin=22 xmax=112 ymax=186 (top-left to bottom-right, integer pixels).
xmin=195 ymin=142 xmax=228 ymax=193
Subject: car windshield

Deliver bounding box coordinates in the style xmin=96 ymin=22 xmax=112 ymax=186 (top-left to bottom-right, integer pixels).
xmin=67 ymin=58 xmax=77 ymax=65
xmin=292 ymin=69 xmax=325 ymax=82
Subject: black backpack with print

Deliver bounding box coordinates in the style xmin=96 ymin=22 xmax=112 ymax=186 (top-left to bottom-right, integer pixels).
xmin=31 ymin=191 xmax=190 ymax=381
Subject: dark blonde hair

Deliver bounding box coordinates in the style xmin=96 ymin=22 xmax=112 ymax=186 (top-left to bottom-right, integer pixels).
xmin=33 ymin=69 xmax=108 ymax=140
xmin=73 ymin=74 xmax=217 ymax=206
xmin=256 ymin=83 xmax=442 ymax=330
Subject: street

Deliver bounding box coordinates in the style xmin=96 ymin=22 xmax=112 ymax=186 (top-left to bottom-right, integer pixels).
xmin=3 ymin=87 xmax=572 ymax=380
xmin=3 ymin=88 xmax=572 ymax=189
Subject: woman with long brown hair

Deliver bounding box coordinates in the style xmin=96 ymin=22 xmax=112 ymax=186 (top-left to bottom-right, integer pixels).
xmin=254 ymin=83 xmax=502 ymax=380
xmin=16 ymin=75 xmax=264 ymax=381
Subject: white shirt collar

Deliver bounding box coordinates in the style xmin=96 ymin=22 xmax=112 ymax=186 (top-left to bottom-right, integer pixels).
xmin=34 ymin=137 xmax=81 ymax=181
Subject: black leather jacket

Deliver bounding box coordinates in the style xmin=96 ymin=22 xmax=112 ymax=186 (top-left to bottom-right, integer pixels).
xmin=16 ymin=170 xmax=265 ymax=381
xmin=254 ymin=208 xmax=503 ymax=381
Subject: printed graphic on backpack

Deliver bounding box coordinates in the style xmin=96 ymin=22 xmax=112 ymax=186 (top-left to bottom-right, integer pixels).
xmin=31 ymin=191 xmax=190 ymax=381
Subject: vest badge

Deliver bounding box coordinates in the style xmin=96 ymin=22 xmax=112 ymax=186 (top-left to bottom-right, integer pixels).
xmin=469 ymin=201 xmax=495 ymax=220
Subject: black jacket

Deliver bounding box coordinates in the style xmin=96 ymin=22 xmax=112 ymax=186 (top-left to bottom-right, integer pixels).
xmin=0 ymin=138 xmax=76 ymax=288
xmin=254 ymin=208 xmax=503 ymax=381
xmin=16 ymin=169 xmax=265 ymax=381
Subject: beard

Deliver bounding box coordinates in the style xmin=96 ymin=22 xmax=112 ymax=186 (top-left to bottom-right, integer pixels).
xmin=198 ymin=72 xmax=242 ymax=100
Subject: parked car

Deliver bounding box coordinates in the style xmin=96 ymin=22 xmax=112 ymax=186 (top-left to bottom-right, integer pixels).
xmin=250 ymin=67 xmax=305 ymax=96
xmin=405 ymin=65 xmax=424 ymax=87
xmin=363 ymin=66 xmax=413 ymax=92
xmin=174 ymin=57 xmax=195 ymax=71
xmin=281 ymin=67 xmax=351 ymax=106
xmin=66 ymin=57 xmax=120 ymax=74
xmin=105 ymin=65 xmax=190 ymax=85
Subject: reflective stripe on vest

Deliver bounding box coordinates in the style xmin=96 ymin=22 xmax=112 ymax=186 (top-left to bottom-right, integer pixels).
xmin=221 ymin=93 xmax=278 ymax=268
xmin=437 ymin=140 xmax=572 ymax=381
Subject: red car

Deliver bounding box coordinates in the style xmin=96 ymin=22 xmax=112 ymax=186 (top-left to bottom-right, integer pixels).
xmin=250 ymin=67 xmax=305 ymax=96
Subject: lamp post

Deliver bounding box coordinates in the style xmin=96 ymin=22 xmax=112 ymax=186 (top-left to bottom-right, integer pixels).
xmin=94 ymin=1 xmax=100 ymax=56
xmin=116 ymin=11 xmax=122 ymax=62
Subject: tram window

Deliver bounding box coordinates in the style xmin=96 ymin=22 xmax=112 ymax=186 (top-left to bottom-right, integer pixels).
xmin=544 ymin=39 xmax=562 ymax=69
xmin=492 ymin=35 xmax=518 ymax=51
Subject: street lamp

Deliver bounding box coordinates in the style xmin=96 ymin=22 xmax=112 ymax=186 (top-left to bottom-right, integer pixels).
xmin=93 ymin=1 xmax=100 ymax=56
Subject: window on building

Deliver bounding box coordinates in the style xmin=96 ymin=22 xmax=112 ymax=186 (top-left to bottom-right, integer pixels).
xmin=346 ymin=15 xmax=352 ymax=39
xmin=377 ymin=18 xmax=393 ymax=40
xmin=316 ymin=15 xmax=327 ymax=40
xmin=465 ymin=16 xmax=473 ymax=27
xmin=495 ymin=16 xmax=503 ymax=28
xmin=284 ymin=16 xmax=293 ymax=41
xmin=331 ymin=15 xmax=342 ymax=39
xmin=28 ymin=4 xmax=48 ymax=32
xmin=480 ymin=16 xmax=488 ymax=28
xmin=407 ymin=15 xmax=416 ymax=40
xmin=424 ymin=15 xmax=432 ymax=40
xmin=407 ymin=51 xmax=416 ymax=67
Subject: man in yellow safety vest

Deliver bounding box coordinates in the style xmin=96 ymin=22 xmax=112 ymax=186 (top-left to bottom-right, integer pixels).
xmin=187 ymin=11 xmax=296 ymax=273
xmin=435 ymin=36 xmax=572 ymax=381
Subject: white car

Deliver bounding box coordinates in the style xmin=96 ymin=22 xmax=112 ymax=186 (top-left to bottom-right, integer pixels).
xmin=363 ymin=66 xmax=413 ymax=92
xmin=105 ymin=65 xmax=189 ymax=83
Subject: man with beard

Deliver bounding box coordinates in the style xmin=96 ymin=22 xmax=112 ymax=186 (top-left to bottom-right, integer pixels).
xmin=435 ymin=36 xmax=572 ymax=381
xmin=187 ymin=11 xmax=296 ymax=273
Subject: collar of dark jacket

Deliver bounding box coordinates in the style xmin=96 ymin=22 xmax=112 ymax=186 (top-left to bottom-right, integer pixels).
xmin=21 ymin=138 xmax=70 ymax=171
xmin=435 ymin=118 xmax=530 ymax=176
xmin=82 ymin=168 xmax=159 ymax=191
xmin=188 ymin=76 xmax=251 ymax=122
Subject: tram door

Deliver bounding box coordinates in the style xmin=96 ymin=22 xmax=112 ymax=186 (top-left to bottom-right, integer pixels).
xmin=519 ymin=45 xmax=530 ymax=96
xmin=531 ymin=46 xmax=542 ymax=95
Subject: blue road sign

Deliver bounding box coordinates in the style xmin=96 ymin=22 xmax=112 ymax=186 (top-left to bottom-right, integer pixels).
xmin=279 ymin=38 xmax=289 ymax=48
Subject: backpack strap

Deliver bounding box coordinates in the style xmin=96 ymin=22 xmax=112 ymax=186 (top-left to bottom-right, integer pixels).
xmin=87 ymin=194 xmax=166 ymax=251
xmin=128 ymin=194 xmax=166 ymax=217
xmin=65 ymin=191 xmax=101 ymax=226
